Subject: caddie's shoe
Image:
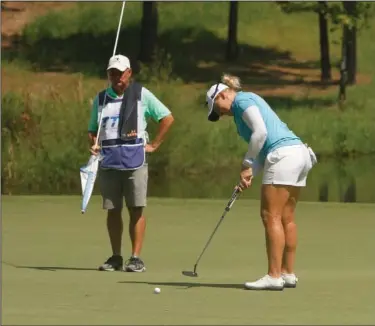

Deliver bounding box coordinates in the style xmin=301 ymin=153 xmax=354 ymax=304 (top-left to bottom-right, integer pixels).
xmin=98 ymin=255 xmax=123 ymax=271
xmin=124 ymin=256 xmax=146 ymax=272
xmin=282 ymin=273 xmax=298 ymax=288
xmin=244 ymin=274 xmax=285 ymax=291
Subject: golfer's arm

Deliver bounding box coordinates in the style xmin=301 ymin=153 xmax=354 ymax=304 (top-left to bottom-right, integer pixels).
xmin=241 ymin=106 xmax=267 ymax=168
xmin=151 ymin=114 xmax=174 ymax=148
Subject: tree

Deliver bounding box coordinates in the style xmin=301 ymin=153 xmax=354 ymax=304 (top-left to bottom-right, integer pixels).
xmin=338 ymin=26 xmax=347 ymax=104
xmin=327 ymin=2 xmax=374 ymax=101
xmin=330 ymin=2 xmax=374 ymax=83
xmin=277 ymin=2 xmax=332 ymax=82
xmin=277 ymin=1 xmax=375 ymax=101
xmin=226 ymin=1 xmax=239 ymax=61
xmin=342 ymin=1 xmax=357 ymax=85
xmin=139 ymin=1 xmax=158 ymax=63
xmin=318 ymin=1 xmax=332 ymax=82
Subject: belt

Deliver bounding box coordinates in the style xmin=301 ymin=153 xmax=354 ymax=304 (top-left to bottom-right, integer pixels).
xmin=102 ymin=138 xmax=142 ymax=146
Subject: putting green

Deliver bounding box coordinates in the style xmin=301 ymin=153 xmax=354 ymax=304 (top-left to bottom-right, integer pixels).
xmin=2 ymin=196 xmax=375 ymax=325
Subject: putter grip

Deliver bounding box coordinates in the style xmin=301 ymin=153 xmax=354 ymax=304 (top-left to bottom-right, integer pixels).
xmin=227 ymin=187 xmax=240 ymax=210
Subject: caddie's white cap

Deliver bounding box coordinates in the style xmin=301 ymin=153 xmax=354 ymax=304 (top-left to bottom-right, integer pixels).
xmin=107 ymin=54 xmax=131 ymax=72
xmin=206 ymin=83 xmax=229 ymax=122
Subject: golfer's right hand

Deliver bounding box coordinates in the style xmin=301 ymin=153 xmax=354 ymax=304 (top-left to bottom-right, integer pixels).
xmin=90 ymin=144 xmax=101 ymax=155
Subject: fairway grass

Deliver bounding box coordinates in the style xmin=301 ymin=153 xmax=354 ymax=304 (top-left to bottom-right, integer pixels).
xmin=2 ymin=196 xmax=375 ymax=325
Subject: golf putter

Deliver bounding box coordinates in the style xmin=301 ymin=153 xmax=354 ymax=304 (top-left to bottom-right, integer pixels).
xmin=182 ymin=185 xmax=241 ymax=277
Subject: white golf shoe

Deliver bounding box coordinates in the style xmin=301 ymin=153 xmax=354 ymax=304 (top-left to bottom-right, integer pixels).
xmin=244 ymin=274 xmax=285 ymax=291
xmin=281 ymin=273 xmax=298 ymax=288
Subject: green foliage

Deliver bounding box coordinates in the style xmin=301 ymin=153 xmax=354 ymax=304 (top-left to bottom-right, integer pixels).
xmin=277 ymin=1 xmax=375 ymax=31
xmin=2 ymin=85 xmax=375 ymax=194
xmin=329 ymin=2 xmax=375 ymax=31
xmin=1 ymin=91 xmax=91 ymax=194
xmin=22 ymin=3 xmax=141 ymax=42
xmin=2 ymin=2 xmax=375 ymax=194
xmin=277 ymin=1 xmax=320 ymax=14
xmin=136 ymin=49 xmax=180 ymax=84
xmin=13 ymin=2 xmax=327 ymax=76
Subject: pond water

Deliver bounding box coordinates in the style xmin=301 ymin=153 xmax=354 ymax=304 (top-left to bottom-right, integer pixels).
xmin=148 ymin=155 xmax=375 ymax=204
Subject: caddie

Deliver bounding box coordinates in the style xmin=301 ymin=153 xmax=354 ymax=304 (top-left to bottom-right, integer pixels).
xmin=88 ymin=54 xmax=174 ymax=272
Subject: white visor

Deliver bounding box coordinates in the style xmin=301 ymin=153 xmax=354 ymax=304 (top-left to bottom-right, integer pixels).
xmin=206 ymin=83 xmax=229 ymax=122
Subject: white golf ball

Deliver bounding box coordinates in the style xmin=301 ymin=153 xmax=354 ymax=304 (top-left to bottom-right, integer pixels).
xmin=154 ymin=287 xmax=161 ymax=294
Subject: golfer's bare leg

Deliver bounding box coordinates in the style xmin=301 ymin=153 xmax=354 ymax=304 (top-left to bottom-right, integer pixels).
xmin=128 ymin=207 xmax=146 ymax=257
xmin=107 ymin=208 xmax=123 ymax=256
xmin=261 ymin=184 xmax=290 ymax=278
xmin=281 ymin=186 xmax=301 ymax=274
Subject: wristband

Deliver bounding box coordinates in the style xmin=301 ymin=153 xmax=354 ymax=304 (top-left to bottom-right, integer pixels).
xmin=242 ymin=158 xmax=253 ymax=168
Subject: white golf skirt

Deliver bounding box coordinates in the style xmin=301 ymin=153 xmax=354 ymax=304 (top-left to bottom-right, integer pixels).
xmin=262 ymin=144 xmax=314 ymax=187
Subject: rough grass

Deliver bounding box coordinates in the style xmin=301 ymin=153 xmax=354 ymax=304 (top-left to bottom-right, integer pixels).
xmin=2 ymin=2 xmax=375 ymax=195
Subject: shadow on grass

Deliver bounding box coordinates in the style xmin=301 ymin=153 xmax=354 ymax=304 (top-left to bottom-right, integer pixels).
xmin=118 ymin=280 xmax=245 ymax=290
xmin=4 ymin=23 xmax=329 ymax=90
xmin=18 ymin=266 xmax=98 ymax=272
xmin=2 ymin=261 xmax=97 ymax=271
xmin=263 ymin=96 xmax=336 ymax=110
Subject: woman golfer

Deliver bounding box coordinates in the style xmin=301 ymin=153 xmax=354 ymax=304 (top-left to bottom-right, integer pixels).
xmin=205 ymin=74 xmax=316 ymax=290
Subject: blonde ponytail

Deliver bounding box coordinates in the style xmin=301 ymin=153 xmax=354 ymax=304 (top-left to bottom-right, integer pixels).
xmin=221 ymin=74 xmax=242 ymax=91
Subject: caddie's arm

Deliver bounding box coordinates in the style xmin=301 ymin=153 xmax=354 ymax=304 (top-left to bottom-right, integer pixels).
xmin=148 ymin=114 xmax=174 ymax=152
xmin=88 ymin=133 xmax=97 ymax=144
xmin=88 ymin=96 xmax=100 ymax=154
xmin=143 ymin=88 xmax=174 ymax=153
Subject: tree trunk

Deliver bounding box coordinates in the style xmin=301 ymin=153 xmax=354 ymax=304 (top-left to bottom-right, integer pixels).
xmin=346 ymin=26 xmax=356 ymax=84
xmin=338 ymin=26 xmax=348 ymax=106
xmin=226 ymin=1 xmax=239 ymax=61
xmin=318 ymin=1 xmax=331 ymax=82
xmin=139 ymin=2 xmax=158 ymax=63
xmin=343 ymin=1 xmax=357 ymax=85
xmin=343 ymin=179 xmax=356 ymax=203
xmin=319 ymin=182 xmax=329 ymax=202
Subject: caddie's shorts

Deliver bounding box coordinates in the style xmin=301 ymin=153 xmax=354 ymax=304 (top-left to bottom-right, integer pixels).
xmin=99 ymin=164 xmax=148 ymax=209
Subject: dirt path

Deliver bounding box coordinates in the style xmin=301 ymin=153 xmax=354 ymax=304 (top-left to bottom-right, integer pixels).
xmin=1 ymin=1 xmax=72 ymax=48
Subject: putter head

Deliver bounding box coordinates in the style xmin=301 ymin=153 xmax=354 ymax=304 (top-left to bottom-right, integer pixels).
xmin=182 ymin=270 xmax=198 ymax=277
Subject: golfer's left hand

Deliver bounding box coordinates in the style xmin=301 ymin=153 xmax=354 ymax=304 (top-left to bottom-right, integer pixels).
xmin=239 ymin=167 xmax=253 ymax=191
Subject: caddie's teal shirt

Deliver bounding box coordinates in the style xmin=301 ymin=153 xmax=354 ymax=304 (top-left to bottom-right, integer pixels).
xmin=88 ymin=86 xmax=171 ymax=134
xmin=231 ymin=91 xmax=302 ymax=165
